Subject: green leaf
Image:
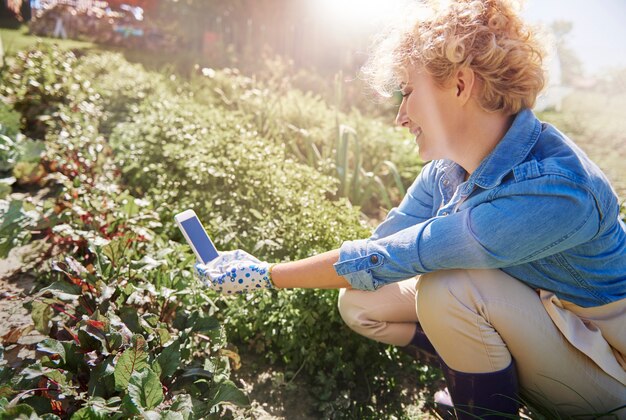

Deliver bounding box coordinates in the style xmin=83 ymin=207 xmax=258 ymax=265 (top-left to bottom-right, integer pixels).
xmin=45 ymin=369 xmax=72 ymax=389
xmin=0 ymin=403 xmax=35 ymax=417
xmin=71 ymin=406 xmax=109 ymax=420
xmin=39 ymin=414 xmax=61 ymax=420
xmin=62 ymin=341 xmax=86 ymax=373
xmin=0 ymin=386 xmax=13 ymax=399
xmin=154 ymin=328 xmax=171 ymax=346
xmin=158 ymin=411 xmax=185 ymax=420
xmin=140 ymin=411 xmax=164 ymax=420
xmin=78 ymin=328 xmax=105 ymax=353
xmin=180 ymin=368 xmax=213 ymax=381
xmin=121 ymin=393 xmax=140 ymax=417
xmin=21 ymin=395 xmax=53 ymax=414
xmin=87 ymin=356 xmax=115 ymax=398
xmin=119 ymin=195 xmax=139 ymax=217
xmin=16 ymin=138 xmax=45 ymax=163
xmin=102 ymin=236 xmax=129 ymax=265
xmin=0 ymin=200 xmax=24 ymax=230
xmin=191 ymin=316 xmax=220 ymax=333
xmin=155 ymin=340 xmax=180 ymax=379
xmin=38 ymin=281 xmax=81 ymax=301
xmin=118 ymin=307 xmax=142 ymax=334
xmin=151 ymin=361 xmax=162 ymax=378
xmin=21 ymin=363 xmax=47 ymax=380
xmin=127 ymin=368 xmax=164 ymax=410
xmin=107 ymin=332 xmax=124 ymax=351
xmin=168 ymin=394 xmax=193 ymax=420
xmin=12 ymin=161 xmax=41 ymax=184
xmin=114 ymin=335 xmax=149 ymax=391
xmin=31 ymin=301 xmax=52 ymax=335
xmin=37 ymin=338 xmax=65 ymax=362
xmin=209 ymin=379 xmax=249 ymax=408
xmin=0 ymin=183 xmax=10 ymax=200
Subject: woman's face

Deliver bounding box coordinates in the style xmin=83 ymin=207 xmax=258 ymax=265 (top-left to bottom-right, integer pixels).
xmin=395 ymin=66 xmax=460 ymax=162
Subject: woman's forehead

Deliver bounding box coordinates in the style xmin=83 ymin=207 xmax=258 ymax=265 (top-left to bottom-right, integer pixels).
xmin=397 ymin=64 xmax=427 ymax=86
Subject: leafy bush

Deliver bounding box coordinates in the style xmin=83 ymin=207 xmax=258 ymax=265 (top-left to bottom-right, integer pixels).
xmin=101 ymin=75 xmax=431 ymax=417
xmin=0 ymin=46 xmax=80 ymax=140
xmin=189 ymin=66 xmax=422 ymax=216
xmin=0 ymin=103 xmax=21 ymax=137
xmin=1 ymin=45 xmax=437 ymax=418
xmin=0 ymin=45 xmax=248 ymax=419
xmin=108 ymin=95 xmax=369 ymax=261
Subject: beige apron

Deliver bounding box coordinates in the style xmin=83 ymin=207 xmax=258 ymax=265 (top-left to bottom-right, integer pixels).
xmin=540 ymin=290 xmax=626 ymax=386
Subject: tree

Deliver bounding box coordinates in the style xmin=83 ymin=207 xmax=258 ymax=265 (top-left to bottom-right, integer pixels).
xmin=551 ymin=20 xmax=584 ymax=85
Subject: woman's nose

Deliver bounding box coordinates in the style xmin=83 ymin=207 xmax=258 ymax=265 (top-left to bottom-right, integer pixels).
xmin=395 ymin=102 xmax=409 ymax=128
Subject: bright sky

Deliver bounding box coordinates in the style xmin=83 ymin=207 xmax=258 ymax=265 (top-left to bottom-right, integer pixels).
xmin=522 ymin=0 xmax=626 ymax=74
xmin=317 ymin=0 xmax=626 ymax=75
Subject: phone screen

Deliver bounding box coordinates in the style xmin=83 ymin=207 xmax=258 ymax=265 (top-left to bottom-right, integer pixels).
xmin=180 ymin=216 xmax=219 ymax=264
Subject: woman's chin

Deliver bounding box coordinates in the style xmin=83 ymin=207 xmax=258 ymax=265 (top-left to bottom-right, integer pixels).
xmin=417 ymin=144 xmax=433 ymax=161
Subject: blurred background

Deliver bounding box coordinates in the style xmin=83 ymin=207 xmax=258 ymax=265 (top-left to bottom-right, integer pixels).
xmin=2 ymin=1 xmax=625 ymax=199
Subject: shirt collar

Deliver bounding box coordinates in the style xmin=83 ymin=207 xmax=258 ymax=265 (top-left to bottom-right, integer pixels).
xmin=468 ymin=108 xmax=542 ymax=189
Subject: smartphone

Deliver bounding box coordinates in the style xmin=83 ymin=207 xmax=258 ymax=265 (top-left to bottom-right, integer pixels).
xmin=174 ymin=210 xmax=219 ymax=264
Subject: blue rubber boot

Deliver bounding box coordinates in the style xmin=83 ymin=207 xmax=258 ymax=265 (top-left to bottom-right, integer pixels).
xmin=440 ymin=359 xmax=520 ymax=419
xmin=405 ymin=322 xmax=440 ymax=366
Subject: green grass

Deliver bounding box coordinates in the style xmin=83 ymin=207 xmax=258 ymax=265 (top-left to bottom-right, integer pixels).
xmin=0 ymin=25 xmax=201 ymax=75
xmin=0 ymin=25 xmax=95 ymax=54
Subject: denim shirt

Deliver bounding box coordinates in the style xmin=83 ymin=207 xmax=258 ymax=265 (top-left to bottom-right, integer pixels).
xmin=333 ymin=109 xmax=626 ymax=307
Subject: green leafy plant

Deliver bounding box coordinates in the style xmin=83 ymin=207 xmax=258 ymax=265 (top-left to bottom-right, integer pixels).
xmin=0 ymin=199 xmax=39 ymax=257
xmin=0 ymin=253 xmax=247 ymax=419
xmin=0 ymin=103 xmax=21 ymax=137
xmin=0 ymin=45 xmax=441 ymax=418
xmin=0 ymin=45 xmax=249 ymax=419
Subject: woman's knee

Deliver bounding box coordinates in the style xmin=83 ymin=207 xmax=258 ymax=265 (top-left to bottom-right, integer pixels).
xmin=337 ymin=288 xmax=392 ymax=339
xmin=337 ymin=288 xmax=367 ymax=331
xmin=417 ymin=269 xmax=512 ymax=323
xmin=417 ymin=269 xmax=470 ymax=324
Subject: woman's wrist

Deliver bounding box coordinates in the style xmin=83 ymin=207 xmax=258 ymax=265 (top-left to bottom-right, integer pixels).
xmin=263 ymin=250 xmax=350 ymax=289
xmin=268 ymin=263 xmax=279 ymax=288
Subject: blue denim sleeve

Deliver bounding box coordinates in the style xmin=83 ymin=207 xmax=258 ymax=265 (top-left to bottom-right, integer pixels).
xmin=369 ymin=161 xmax=437 ymax=241
xmin=333 ymin=176 xmax=600 ymax=290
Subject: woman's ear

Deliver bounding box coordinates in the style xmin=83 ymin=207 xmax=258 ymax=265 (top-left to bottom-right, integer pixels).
xmin=455 ymin=67 xmax=475 ymax=104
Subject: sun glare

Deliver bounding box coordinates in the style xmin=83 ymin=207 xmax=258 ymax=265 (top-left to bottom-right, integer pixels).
xmin=314 ymin=0 xmax=408 ymax=31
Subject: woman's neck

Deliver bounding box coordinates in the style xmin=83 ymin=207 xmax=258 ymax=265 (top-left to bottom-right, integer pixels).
xmin=454 ymin=109 xmax=514 ymax=177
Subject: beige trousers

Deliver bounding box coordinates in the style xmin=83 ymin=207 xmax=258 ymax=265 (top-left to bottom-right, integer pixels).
xmin=337 ymin=269 xmax=626 ymax=418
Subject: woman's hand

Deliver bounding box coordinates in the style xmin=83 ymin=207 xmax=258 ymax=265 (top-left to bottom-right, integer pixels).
xmin=195 ymin=249 xmax=274 ymax=294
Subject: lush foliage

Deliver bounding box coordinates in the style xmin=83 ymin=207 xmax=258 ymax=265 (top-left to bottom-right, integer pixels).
xmin=0 ymin=45 xmax=434 ymax=419
xmin=0 ymin=45 xmax=248 ymax=418
xmin=78 ymin=52 xmax=432 ymax=417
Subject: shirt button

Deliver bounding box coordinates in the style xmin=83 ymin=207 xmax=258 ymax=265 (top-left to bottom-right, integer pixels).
xmin=443 ymin=179 xmax=449 ymax=186
xmin=370 ymin=255 xmax=379 ymax=264
xmin=441 ymin=211 xmax=449 ymax=216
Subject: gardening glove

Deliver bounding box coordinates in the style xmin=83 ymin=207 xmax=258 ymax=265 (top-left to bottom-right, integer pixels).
xmin=195 ymin=249 xmax=275 ymax=294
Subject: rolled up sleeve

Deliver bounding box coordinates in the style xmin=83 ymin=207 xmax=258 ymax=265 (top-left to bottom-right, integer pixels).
xmin=369 ymin=162 xmax=436 ymax=241
xmin=333 ymin=177 xmax=600 ymax=290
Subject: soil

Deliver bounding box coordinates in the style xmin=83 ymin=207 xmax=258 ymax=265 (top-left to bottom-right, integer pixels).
xmin=225 ymin=350 xmax=320 ymax=419
xmin=0 ymin=244 xmax=44 ymax=344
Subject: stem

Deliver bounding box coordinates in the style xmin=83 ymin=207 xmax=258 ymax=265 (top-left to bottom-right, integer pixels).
xmin=52 ymin=304 xmax=78 ymax=321
xmin=78 ymin=296 xmax=94 ymax=316
xmin=159 ymin=297 xmax=170 ymax=322
xmin=286 ymin=360 xmax=306 ymax=386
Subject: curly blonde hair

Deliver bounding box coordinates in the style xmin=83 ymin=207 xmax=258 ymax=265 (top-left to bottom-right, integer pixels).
xmin=362 ymin=0 xmax=546 ymax=115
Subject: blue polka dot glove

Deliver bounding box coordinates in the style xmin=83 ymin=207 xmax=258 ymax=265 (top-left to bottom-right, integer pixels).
xmin=194 ymin=249 xmax=275 ymax=294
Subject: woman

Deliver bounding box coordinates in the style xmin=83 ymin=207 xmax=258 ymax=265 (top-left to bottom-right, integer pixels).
xmin=197 ymin=0 xmax=626 ymax=417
